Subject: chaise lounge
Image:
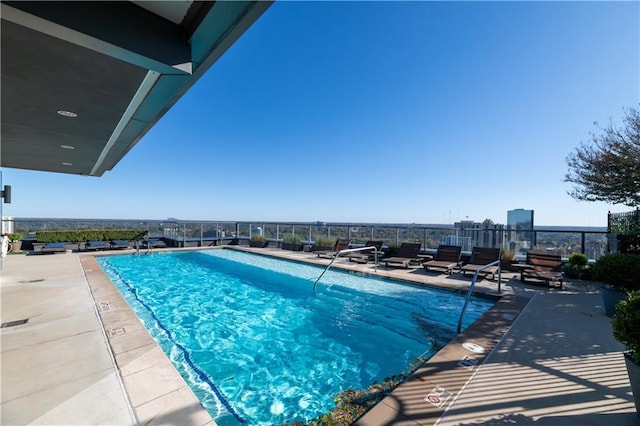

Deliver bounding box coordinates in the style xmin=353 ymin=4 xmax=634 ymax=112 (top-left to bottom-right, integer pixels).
xmin=316 ymin=239 xmax=350 ymax=259
xmin=383 ymin=242 xmax=422 ymax=268
xmin=110 ymin=240 xmax=131 ymax=249
xmin=460 ymin=246 xmax=501 ymax=279
xmin=143 ymin=238 xmax=167 ymax=249
xmin=85 ymin=241 xmax=110 ymax=251
xmin=347 ymin=240 xmax=384 ymax=264
xmin=41 ymin=242 xmax=66 ymax=254
xmin=423 ymin=244 xmax=462 ymax=274
xmin=520 ymin=250 xmax=564 ymax=289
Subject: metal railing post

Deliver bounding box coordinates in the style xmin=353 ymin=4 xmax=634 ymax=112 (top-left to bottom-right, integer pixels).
xmin=456 ymin=259 xmax=501 ymax=334
xmin=313 ymin=246 xmax=380 ymax=294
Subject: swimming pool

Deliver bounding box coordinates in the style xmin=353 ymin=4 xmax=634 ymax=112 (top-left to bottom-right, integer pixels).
xmin=97 ymin=249 xmax=494 ymax=425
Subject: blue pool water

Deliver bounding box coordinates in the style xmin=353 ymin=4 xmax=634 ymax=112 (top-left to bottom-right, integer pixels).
xmin=97 ymin=249 xmax=494 ymax=425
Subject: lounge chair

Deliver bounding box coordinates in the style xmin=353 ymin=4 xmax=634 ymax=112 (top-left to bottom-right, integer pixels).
xmin=85 ymin=240 xmax=110 ymax=251
xmin=460 ymin=247 xmax=501 ymax=279
xmin=383 ymin=242 xmax=422 ymax=268
xmin=423 ymin=245 xmax=462 ymax=274
xmin=316 ymin=239 xmax=350 ymax=259
xmin=110 ymin=240 xmax=131 ymax=249
xmin=347 ymin=241 xmax=384 ymax=264
xmin=143 ymin=238 xmax=166 ymax=248
xmin=41 ymin=242 xmax=66 ymax=254
xmin=520 ymin=250 xmax=563 ymax=289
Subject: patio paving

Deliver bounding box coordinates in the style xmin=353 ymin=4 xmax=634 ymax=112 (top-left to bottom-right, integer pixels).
xmin=1 ymin=247 xmax=637 ymax=425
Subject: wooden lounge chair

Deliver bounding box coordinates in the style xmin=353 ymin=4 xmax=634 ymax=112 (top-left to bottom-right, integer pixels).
xmin=460 ymin=247 xmax=501 ymax=279
xmin=423 ymin=245 xmax=462 ymax=274
xmin=347 ymin=241 xmax=384 ymax=264
xmin=41 ymin=242 xmax=66 ymax=254
xmin=520 ymin=250 xmax=563 ymax=289
xmin=383 ymin=242 xmax=422 ymax=268
xmin=316 ymin=239 xmax=350 ymax=259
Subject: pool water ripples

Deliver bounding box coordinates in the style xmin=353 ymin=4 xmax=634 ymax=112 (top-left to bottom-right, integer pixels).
xmin=97 ymin=249 xmax=493 ymax=425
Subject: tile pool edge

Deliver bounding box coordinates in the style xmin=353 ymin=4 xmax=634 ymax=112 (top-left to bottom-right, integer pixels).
xmin=355 ymin=293 xmax=529 ymax=425
xmin=80 ymin=254 xmax=217 ymax=426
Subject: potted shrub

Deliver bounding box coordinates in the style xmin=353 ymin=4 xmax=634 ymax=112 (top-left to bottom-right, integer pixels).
xmin=8 ymin=232 xmax=23 ymax=252
xmin=249 ymin=235 xmax=267 ymax=248
xmin=313 ymin=236 xmax=334 ymax=252
xmin=612 ymin=290 xmax=640 ymax=417
xmin=499 ymin=247 xmax=517 ymax=271
xmin=562 ymin=253 xmax=591 ymax=280
xmin=281 ymin=234 xmax=303 ymax=251
xmin=592 ymin=253 xmax=640 ymax=317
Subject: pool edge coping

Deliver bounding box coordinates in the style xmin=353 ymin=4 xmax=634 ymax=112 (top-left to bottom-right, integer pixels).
xmin=80 ymin=253 xmax=218 ymax=426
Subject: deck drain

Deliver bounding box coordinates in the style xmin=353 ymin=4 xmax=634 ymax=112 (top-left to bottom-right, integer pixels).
xmin=1 ymin=318 xmax=29 ymax=328
xmin=458 ymin=356 xmax=478 ymax=370
xmin=99 ymin=301 xmax=111 ymax=311
xmin=108 ymin=327 xmax=125 ymax=336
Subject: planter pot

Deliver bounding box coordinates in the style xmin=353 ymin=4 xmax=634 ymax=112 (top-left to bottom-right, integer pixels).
xmin=624 ymin=353 xmax=640 ymax=417
xmin=249 ymin=240 xmax=268 ymax=248
xmin=281 ymin=242 xmax=302 ymax=251
xmin=9 ymin=240 xmax=22 ymax=252
xmin=500 ymin=260 xmax=518 ymax=272
xmin=601 ymin=285 xmax=627 ymax=317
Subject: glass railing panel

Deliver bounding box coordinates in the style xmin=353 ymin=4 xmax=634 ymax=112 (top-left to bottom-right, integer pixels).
xmin=237 ymin=223 xmax=250 ymax=238
xmin=397 ymin=227 xmax=425 ymax=246
xmin=279 ymin=225 xmax=294 ymax=240
xmin=584 ymin=233 xmax=607 ymax=262
xmin=370 ymin=227 xmax=394 ymax=245
xmin=425 ymin=228 xmax=456 ymax=250
xmin=348 ymin=225 xmax=374 ymax=244
xmin=534 ymin=231 xmax=583 ymax=259
xmin=370 ymin=227 xmax=400 ymax=247
xmin=326 ymin=226 xmax=348 ymax=240
xmin=261 ymin=224 xmax=278 ymax=240
xmin=309 ymin=225 xmax=330 ymax=243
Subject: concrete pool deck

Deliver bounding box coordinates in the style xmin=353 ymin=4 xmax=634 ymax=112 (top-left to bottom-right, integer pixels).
xmin=1 ymin=247 xmax=637 ymax=425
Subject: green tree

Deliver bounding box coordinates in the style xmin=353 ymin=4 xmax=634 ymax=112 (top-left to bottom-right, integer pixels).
xmin=565 ymin=105 xmax=640 ymax=207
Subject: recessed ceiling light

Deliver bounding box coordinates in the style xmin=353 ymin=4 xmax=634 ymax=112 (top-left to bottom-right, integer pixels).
xmin=60 ymin=145 xmax=75 ymax=149
xmin=62 ymin=162 xmax=73 ymax=166
xmin=57 ymin=110 xmax=77 ymax=118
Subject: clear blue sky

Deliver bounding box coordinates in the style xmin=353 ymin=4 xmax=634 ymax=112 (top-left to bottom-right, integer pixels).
xmin=3 ymin=1 xmax=639 ymax=226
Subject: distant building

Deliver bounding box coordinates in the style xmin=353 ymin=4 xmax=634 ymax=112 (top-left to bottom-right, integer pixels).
xmin=444 ymin=219 xmax=505 ymax=252
xmin=507 ymin=209 xmax=534 ymax=254
xmin=585 ymin=240 xmax=605 ymax=261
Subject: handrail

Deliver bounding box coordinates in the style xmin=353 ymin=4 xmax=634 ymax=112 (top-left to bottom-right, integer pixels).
xmin=312 ymin=246 xmax=380 ymax=294
xmin=456 ymin=259 xmax=501 ymax=334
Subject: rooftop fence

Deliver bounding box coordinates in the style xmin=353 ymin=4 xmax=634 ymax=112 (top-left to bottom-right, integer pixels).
xmin=4 ymin=218 xmax=609 ymax=262
xmin=608 ymin=209 xmax=640 ymax=235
